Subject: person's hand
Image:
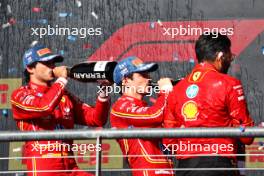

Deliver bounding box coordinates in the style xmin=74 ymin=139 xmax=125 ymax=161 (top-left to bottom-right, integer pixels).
xmin=53 ymin=66 xmax=68 ymax=78
xmin=157 ymin=78 xmax=173 ymax=93
xmin=97 ymin=80 xmax=113 ymax=86
xmin=97 ymin=80 xmax=113 ymax=99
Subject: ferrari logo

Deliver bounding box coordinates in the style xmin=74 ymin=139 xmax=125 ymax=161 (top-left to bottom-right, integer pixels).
xmin=192 ymin=72 xmax=201 ymax=82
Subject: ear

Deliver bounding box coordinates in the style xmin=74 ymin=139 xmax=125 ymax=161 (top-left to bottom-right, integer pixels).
xmin=121 ymin=78 xmax=128 ymax=86
xmin=26 ymin=66 xmax=34 ymax=74
xmin=216 ymin=52 xmax=224 ymax=62
xmin=122 ymin=77 xmax=132 ymax=86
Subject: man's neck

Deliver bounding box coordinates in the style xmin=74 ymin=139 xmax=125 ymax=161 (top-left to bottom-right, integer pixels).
xmin=202 ymin=61 xmax=220 ymax=72
xmin=30 ymin=77 xmax=49 ymax=86
xmin=123 ymin=87 xmax=143 ymax=100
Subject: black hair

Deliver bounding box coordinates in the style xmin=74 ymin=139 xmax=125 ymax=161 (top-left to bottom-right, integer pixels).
xmin=116 ymin=73 xmax=134 ymax=95
xmin=23 ymin=62 xmax=37 ymax=84
xmin=195 ymin=33 xmax=231 ymax=63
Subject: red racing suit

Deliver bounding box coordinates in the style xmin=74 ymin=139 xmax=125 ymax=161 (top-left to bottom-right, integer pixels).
xmin=163 ymin=62 xmax=254 ymax=160
xmin=110 ymin=94 xmax=174 ymax=176
xmin=11 ymin=78 xmax=110 ymax=176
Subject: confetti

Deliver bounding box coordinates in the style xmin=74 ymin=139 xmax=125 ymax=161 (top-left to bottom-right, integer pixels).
xmin=258 ymin=122 xmax=264 ymax=127
xmin=2 ymin=22 xmax=11 ymax=29
xmin=7 ymin=4 xmax=12 ymax=14
xmin=258 ymin=142 xmax=264 ymax=150
xmin=149 ymin=97 xmax=157 ymax=104
xmin=58 ymin=50 xmax=65 ymax=55
xmin=189 ymin=58 xmax=195 ymax=65
xmin=38 ymin=19 xmax=48 ymax=24
xmin=262 ymin=46 xmax=264 ymax=55
xmin=9 ymin=18 xmax=16 ymax=25
xmin=8 ymin=68 xmax=17 ymax=74
xmin=239 ymin=125 xmax=245 ymax=132
xmin=173 ymin=52 xmax=179 ymax=61
xmin=109 ymin=56 xmax=114 ymax=61
xmin=150 ymin=22 xmax=155 ymax=29
xmin=30 ymin=41 xmax=39 ymax=47
xmin=32 ymin=7 xmax=42 ymax=13
xmin=157 ymin=19 xmax=163 ymax=27
xmin=91 ymin=12 xmax=98 ymax=19
xmin=67 ymin=35 xmax=77 ymax=42
xmin=2 ymin=109 xmax=8 ymax=117
xmin=83 ymin=43 xmax=92 ymax=49
xmin=13 ymin=147 xmax=21 ymax=152
xmin=75 ymin=0 xmax=82 ymax=7
xmin=59 ymin=12 xmax=73 ymax=17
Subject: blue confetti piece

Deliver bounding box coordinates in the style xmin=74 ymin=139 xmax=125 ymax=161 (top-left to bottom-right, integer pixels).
xmin=58 ymin=50 xmax=65 ymax=55
xmin=38 ymin=19 xmax=48 ymax=24
xmin=67 ymin=35 xmax=77 ymax=42
xmin=8 ymin=68 xmax=17 ymax=74
xmin=59 ymin=12 xmax=73 ymax=17
xmin=2 ymin=109 xmax=8 ymax=117
xmin=262 ymin=46 xmax=264 ymax=55
xmin=22 ymin=20 xmax=33 ymax=24
xmin=259 ymin=141 xmax=264 ymax=146
xmin=239 ymin=125 xmax=245 ymax=132
xmin=189 ymin=58 xmax=195 ymax=63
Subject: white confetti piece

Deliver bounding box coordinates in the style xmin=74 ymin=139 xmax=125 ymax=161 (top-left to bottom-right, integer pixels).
xmin=91 ymin=11 xmax=98 ymax=19
xmin=30 ymin=41 xmax=39 ymax=47
xmin=2 ymin=22 xmax=11 ymax=29
xmin=258 ymin=145 xmax=264 ymax=150
xmin=150 ymin=22 xmax=155 ymax=29
xmin=7 ymin=4 xmax=12 ymax=14
xmin=75 ymin=0 xmax=82 ymax=7
xmin=0 ymin=55 xmax=3 ymax=64
xmin=13 ymin=147 xmax=21 ymax=152
xmin=157 ymin=19 xmax=163 ymax=27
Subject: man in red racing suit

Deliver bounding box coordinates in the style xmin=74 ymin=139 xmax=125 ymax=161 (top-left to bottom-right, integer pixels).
xmin=11 ymin=44 xmax=110 ymax=176
xmin=110 ymin=56 xmax=174 ymax=176
xmin=163 ymin=33 xmax=254 ymax=176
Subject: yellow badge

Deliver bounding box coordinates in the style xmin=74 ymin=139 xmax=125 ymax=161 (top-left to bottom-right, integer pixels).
xmin=61 ymin=96 xmax=66 ymax=103
xmin=192 ymin=71 xmax=201 ymax=82
xmin=182 ymin=100 xmax=199 ymax=121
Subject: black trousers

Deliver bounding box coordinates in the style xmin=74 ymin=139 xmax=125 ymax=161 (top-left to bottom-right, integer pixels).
xmin=176 ymin=156 xmax=239 ymax=176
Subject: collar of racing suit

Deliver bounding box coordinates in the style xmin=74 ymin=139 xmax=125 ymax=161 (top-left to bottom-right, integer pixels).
xmin=28 ymin=81 xmax=50 ymax=93
xmin=122 ymin=95 xmax=147 ymax=106
xmin=195 ymin=62 xmax=219 ymax=72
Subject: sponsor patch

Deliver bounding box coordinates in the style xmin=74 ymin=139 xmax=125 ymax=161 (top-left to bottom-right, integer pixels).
xmin=186 ymin=84 xmax=199 ymax=99
xmin=37 ymin=48 xmax=51 ymax=56
xmin=192 ymin=71 xmax=201 ymax=81
xmin=132 ymin=58 xmax=143 ymax=67
xmin=182 ymin=100 xmax=199 ymax=121
xmin=61 ymin=96 xmax=66 ymax=103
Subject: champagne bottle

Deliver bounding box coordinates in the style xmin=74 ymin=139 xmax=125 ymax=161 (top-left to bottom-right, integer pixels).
xmin=68 ymin=61 xmax=117 ymax=82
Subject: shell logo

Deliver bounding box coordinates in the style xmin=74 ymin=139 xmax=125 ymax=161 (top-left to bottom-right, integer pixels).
xmin=181 ymin=100 xmax=199 ymax=121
